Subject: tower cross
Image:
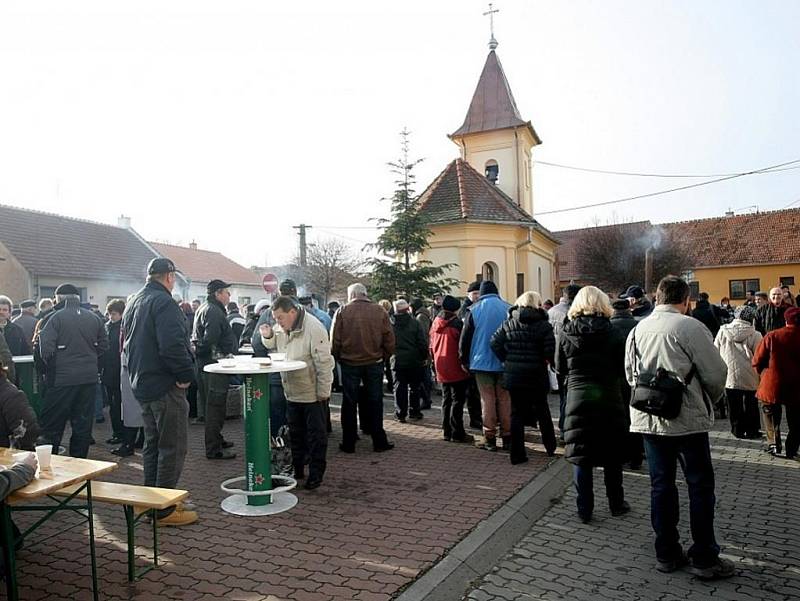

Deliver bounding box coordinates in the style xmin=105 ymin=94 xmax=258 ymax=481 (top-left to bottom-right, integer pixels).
xmin=483 ymin=3 xmax=500 ymax=50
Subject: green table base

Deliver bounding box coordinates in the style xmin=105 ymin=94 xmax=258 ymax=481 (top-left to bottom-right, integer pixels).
xmin=12 ymin=360 xmax=41 ymax=417
xmin=244 ymin=374 xmax=272 ymax=506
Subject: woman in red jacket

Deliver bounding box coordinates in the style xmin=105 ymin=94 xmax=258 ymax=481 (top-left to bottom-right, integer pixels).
xmin=430 ymin=296 xmax=472 ymax=442
xmin=752 ymin=306 xmax=800 ymax=458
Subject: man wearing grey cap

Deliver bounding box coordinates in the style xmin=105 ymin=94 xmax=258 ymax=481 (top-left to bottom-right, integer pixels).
xmin=123 ymin=257 xmax=197 ymax=525
xmin=193 ymin=278 xmax=238 ymax=460
xmin=11 ymin=300 xmax=37 ymax=345
xmin=37 ymin=283 xmax=108 ymax=458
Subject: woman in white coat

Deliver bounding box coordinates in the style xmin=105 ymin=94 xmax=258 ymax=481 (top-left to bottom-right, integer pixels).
xmin=714 ymin=305 xmax=762 ymax=439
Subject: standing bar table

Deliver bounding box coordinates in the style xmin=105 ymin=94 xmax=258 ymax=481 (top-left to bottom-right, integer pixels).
xmin=11 ymin=355 xmax=41 ymax=417
xmin=204 ymin=357 xmax=306 ymax=516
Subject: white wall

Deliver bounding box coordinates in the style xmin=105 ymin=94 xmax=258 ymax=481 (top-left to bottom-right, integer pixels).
xmin=37 ymin=276 xmax=143 ymax=306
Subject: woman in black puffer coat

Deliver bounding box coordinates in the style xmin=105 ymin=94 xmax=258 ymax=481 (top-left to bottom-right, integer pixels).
xmin=491 ymin=291 xmax=556 ymax=464
xmin=555 ymin=286 xmax=629 ymax=523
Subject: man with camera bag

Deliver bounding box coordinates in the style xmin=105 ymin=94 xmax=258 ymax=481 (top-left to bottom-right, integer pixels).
xmin=624 ymin=276 xmax=732 ymax=580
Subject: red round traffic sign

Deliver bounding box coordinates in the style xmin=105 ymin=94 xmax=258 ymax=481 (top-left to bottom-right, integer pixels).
xmin=262 ymin=273 xmax=279 ymax=294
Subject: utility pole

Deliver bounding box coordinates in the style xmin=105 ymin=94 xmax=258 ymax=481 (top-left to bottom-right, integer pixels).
xmin=293 ymin=224 xmax=312 ymax=267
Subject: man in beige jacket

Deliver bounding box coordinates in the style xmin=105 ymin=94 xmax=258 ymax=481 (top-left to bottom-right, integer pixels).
xmin=260 ymin=296 xmax=334 ymax=490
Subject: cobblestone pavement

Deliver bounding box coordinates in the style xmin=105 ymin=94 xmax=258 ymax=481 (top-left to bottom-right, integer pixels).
xmin=4 ymin=391 xmax=556 ymax=601
xmin=463 ymin=408 xmax=800 ymax=601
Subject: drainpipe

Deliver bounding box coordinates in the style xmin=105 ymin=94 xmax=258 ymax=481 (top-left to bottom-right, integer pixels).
xmin=514 ymin=128 xmax=521 ymax=206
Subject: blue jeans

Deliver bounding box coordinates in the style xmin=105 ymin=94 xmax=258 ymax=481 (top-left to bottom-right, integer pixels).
xmin=643 ymin=433 xmax=719 ymax=567
xmin=340 ymin=362 xmax=388 ymax=450
xmin=573 ymin=463 xmax=624 ymax=517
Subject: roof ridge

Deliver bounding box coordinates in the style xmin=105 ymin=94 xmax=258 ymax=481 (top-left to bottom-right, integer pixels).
xmin=657 ymin=206 xmax=800 ymax=227
xmin=455 ymin=159 xmax=468 ymax=219
xmin=553 ymin=220 xmax=652 ymax=235
xmin=150 ymin=240 xmax=224 ymax=255
xmin=0 ymin=202 xmax=129 ymax=230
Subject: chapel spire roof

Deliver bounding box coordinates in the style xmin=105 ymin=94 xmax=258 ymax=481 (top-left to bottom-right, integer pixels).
xmin=450 ymin=50 xmax=541 ymax=143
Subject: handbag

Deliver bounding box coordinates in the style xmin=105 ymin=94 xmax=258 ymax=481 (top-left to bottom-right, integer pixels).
xmin=630 ymin=330 xmax=696 ymax=419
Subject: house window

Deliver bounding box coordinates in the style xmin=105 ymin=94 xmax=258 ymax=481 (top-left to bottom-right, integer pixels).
xmin=780 ymin=276 xmax=795 ymax=287
xmin=537 ymin=267 xmax=542 ymax=293
xmin=729 ymin=279 xmax=759 ymax=300
xmin=239 ymin=296 xmax=251 ymax=306
xmin=516 ymin=273 xmax=524 ymax=297
xmin=689 ymin=281 xmax=700 ymax=301
xmin=481 ymin=262 xmax=498 ymax=283
xmin=485 ymin=159 xmax=499 ymax=185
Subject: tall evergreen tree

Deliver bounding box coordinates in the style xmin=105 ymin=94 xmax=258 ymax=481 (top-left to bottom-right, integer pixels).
xmin=367 ymin=129 xmax=460 ymax=301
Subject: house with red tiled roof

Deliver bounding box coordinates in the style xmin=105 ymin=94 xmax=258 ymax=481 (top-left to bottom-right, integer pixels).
xmin=416 ymin=43 xmax=559 ymax=300
xmin=553 ymin=208 xmax=800 ymax=303
xmin=0 ymin=203 xmax=162 ymax=306
xmin=662 ymin=208 xmax=800 ymax=302
xmin=149 ymin=242 xmax=267 ymax=305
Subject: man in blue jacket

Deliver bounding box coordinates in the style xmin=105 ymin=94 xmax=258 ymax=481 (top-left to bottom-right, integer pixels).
xmin=122 ymin=258 xmax=197 ymax=526
xmin=459 ymin=281 xmax=511 ymax=451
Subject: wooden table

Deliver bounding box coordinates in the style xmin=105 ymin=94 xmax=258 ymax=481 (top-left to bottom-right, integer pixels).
xmin=0 ymin=450 xmax=116 ymax=601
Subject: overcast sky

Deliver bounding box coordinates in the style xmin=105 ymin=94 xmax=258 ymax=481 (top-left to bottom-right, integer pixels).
xmin=1 ymin=1 xmax=799 ymax=269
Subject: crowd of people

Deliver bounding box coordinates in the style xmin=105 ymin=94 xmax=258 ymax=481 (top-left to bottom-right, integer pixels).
xmin=1 ymin=262 xmax=799 ymax=580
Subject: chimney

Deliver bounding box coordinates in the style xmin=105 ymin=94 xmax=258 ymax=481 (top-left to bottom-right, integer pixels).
xmin=117 ymin=215 xmax=131 ymax=229
xmin=724 ymin=209 xmax=734 ymax=217
xmin=189 ymin=240 xmax=198 ymax=250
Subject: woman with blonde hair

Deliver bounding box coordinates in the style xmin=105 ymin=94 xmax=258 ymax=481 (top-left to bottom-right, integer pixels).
xmin=555 ymin=286 xmax=629 ymax=523
xmin=491 ymin=290 xmax=556 ymax=463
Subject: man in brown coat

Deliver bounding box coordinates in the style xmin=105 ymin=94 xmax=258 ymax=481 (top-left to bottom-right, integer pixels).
xmin=330 ymin=283 xmax=395 ymax=453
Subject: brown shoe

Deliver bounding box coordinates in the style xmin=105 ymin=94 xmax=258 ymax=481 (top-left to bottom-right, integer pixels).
xmin=157 ymin=508 xmax=198 ymax=527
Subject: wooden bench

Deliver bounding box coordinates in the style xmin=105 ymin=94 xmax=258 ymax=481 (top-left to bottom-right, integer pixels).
xmin=52 ymin=482 xmax=188 ymax=581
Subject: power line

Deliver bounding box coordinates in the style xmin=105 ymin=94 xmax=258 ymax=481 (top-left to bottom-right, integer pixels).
xmin=536 ymin=158 xmax=800 ymax=216
xmin=534 ymin=159 xmax=800 ymax=178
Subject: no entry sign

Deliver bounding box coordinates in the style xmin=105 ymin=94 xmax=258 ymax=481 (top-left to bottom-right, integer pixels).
xmin=262 ymin=273 xmax=279 ymax=294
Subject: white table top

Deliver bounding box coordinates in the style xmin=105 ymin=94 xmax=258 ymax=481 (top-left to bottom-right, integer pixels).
xmin=204 ymin=358 xmax=306 ymax=375
xmin=11 ymin=355 xmax=33 ymax=364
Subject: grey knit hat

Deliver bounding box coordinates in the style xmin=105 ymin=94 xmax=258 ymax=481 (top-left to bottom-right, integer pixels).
xmin=735 ymin=305 xmax=757 ymax=323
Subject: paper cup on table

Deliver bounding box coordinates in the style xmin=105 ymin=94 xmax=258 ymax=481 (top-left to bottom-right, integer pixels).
xmin=35 ymin=444 xmax=53 ymax=470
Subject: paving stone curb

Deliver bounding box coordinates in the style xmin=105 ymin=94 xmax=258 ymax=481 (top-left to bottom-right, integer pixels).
xmin=394 ymin=456 xmax=572 ymax=601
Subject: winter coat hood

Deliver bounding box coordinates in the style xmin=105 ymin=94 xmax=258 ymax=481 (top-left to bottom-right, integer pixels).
xmin=714 ymin=319 xmax=761 ymax=391
xmin=508 ymin=305 xmax=548 ymax=324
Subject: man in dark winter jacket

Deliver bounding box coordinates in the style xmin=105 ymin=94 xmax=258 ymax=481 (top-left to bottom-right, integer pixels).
xmin=410 ymin=298 xmax=434 ymax=410
xmin=754 ymin=287 xmax=790 ymax=335
xmin=37 ymin=284 xmax=108 ymax=458
xmin=391 ymin=299 xmax=428 ymax=422
xmin=226 ymin=302 xmax=247 ymax=344
xmin=123 ymin=258 xmax=197 ymax=526
xmin=102 ymin=299 xmax=136 ymax=456
xmin=193 ymin=279 xmax=238 ymax=460
xmin=691 ymin=292 xmax=721 ymax=337
xmin=0 ymin=296 xmax=30 ymax=357
xmin=11 ymin=300 xmax=37 ymax=348
xmin=610 ymin=298 xmax=643 ymax=469
xmin=621 ymin=285 xmax=654 ymax=320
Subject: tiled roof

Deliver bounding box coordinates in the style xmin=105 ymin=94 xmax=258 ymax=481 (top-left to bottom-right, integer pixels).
xmin=554 ymin=221 xmax=652 ymax=281
xmin=417 ymin=158 xmax=540 ymax=226
xmin=451 ymin=50 xmax=541 ymax=142
xmin=661 ymin=208 xmax=800 ymax=268
xmin=0 ymin=203 xmax=158 ymax=281
xmin=149 ymin=242 xmax=263 ymax=286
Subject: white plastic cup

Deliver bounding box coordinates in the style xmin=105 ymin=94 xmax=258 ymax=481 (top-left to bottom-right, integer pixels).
xmin=35 ymin=444 xmax=53 ymax=470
